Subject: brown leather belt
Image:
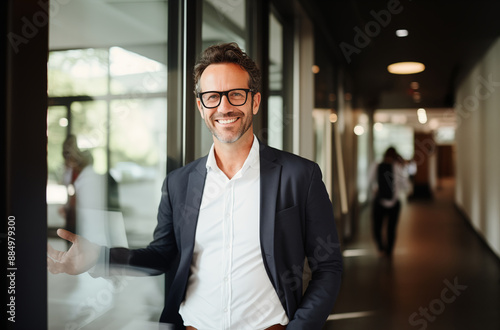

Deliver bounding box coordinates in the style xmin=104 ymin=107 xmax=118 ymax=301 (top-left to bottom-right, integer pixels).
xmin=186 ymin=325 xmax=286 ymax=330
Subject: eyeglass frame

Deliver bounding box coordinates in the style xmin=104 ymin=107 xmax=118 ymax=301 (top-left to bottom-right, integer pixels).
xmin=197 ymin=88 xmax=255 ymax=109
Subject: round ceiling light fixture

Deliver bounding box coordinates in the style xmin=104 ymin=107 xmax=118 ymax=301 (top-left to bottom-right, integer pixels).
xmin=395 ymin=29 xmax=409 ymax=37
xmin=387 ymin=61 xmax=425 ymax=74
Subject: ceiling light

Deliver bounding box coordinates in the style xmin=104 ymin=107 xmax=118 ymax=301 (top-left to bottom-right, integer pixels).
xmin=59 ymin=118 xmax=68 ymax=127
xmin=396 ymin=29 xmax=408 ymax=37
xmin=354 ymin=125 xmax=365 ymax=136
xmin=417 ymin=108 xmax=427 ymax=124
xmin=329 ymin=113 xmax=338 ymax=123
xmin=429 ymin=119 xmax=439 ymax=130
xmin=413 ymin=91 xmax=422 ymax=103
xmin=387 ymin=62 xmax=425 ymax=74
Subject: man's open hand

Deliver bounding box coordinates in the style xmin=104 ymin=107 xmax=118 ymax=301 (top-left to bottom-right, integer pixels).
xmin=47 ymin=229 xmax=101 ymax=275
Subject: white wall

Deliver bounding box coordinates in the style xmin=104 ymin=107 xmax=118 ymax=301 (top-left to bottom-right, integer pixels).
xmin=455 ymin=38 xmax=500 ymax=257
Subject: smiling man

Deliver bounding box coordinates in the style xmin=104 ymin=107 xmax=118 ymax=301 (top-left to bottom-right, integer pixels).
xmin=197 ymin=64 xmax=258 ymax=144
xmin=48 ymin=42 xmax=342 ymax=330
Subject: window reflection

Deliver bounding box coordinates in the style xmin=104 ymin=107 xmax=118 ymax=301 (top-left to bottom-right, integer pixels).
xmin=48 ymin=49 xmax=109 ymax=97
xmin=47 ymin=0 xmax=168 ymax=328
xmin=110 ymin=47 xmax=167 ymax=95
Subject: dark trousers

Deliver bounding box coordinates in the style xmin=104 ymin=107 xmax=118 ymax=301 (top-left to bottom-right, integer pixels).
xmin=372 ymin=199 xmax=401 ymax=255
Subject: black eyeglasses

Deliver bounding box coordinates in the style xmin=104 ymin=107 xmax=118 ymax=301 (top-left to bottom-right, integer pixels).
xmin=198 ymin=88 xmax=254 ymax=109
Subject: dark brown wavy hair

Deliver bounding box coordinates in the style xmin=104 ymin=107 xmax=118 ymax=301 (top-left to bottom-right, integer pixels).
xmin=193 ymin=42 xmax=261 ymax=95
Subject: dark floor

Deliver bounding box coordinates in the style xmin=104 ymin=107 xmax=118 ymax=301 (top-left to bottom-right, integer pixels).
xmin=324 ymin=178 xmax=500 ymax=330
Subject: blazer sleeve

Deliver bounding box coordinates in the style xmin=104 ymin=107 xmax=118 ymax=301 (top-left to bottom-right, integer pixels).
xmin=107 ymin=177 xmax=179 ymax=276
xmin=287 ymin=163 xmax=343 ymax=329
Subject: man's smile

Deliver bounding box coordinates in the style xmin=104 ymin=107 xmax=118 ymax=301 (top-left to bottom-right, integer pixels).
xmin=216 ymin=117 xmax=239 ymax=125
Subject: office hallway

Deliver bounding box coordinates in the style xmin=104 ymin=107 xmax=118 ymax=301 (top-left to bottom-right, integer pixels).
xmin=324 ymin=178 xmax=500 ymax=330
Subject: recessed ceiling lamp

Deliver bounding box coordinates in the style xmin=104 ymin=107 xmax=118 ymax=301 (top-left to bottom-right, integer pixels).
xmin=387 ymin=62 xmax=425 ymax=74
xmin=417 ymin=108 xmax=427 ymax=124
xmin=413 ymin=91 xmax=422 ymax=103
xmin=329 ymin=113 xmax=338 ymax=123
xmin=354 ymin=125 xmax=365 ymax=136
xmin=396 ymin=29 xmax=408 ymax=37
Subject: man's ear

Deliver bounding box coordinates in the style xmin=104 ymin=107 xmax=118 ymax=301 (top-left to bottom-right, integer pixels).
xmin=252 ymin=92 xmax=261 ymax=115
xmin=196 ymin=98 xmax=204 ymax=119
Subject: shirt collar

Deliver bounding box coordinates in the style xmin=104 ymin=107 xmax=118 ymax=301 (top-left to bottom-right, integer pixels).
xmin=206 ymin=135 xmax=260 ymax=175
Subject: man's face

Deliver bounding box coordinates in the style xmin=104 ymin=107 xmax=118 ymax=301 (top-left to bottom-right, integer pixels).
xmin=197 ymin=63 xmax=261 ymax=144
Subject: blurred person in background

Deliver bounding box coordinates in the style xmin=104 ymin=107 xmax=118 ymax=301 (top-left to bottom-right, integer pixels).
xmin=369 ymin=146 xmax=409 ymax=257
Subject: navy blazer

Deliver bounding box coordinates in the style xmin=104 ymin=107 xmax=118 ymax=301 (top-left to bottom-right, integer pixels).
xmin=109 ymin=142 xmax=343 ymax=329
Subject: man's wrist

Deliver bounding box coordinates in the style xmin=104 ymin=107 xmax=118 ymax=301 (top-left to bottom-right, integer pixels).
xmin=88 ymin=245 xmax=109 ymax=277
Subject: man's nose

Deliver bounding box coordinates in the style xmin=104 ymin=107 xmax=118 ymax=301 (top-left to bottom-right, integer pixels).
xmin=217 ymin=94 xmax=233 ymax=113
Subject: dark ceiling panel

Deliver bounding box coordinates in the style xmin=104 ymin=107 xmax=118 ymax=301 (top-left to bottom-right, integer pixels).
xmin=308 ymin=0 xmax=500 ymax=109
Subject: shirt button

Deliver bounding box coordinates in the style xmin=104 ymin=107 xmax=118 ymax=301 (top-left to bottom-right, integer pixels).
xmin=223 ymin=308 xmax=228 ymax=313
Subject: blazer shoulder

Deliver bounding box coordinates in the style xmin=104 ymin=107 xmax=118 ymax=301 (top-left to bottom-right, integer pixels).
xmin=260 ymin=143 xmax=318 ymax=171
xmin=165 ymin=156 xmax=207 ymax=184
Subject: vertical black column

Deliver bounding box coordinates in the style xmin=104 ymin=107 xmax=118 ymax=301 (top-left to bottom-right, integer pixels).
xmin=167 ymin=0 xmax=202 ymax=168
xmin=182 ymin=0 xmax=202 ymax=164
xmin=246 ymin=0 xmax=270 ymax=144
xmin=3 ymin=0 xmax=49 ymax=329
xmin=167 ymin=0 xmax=183 ymax=173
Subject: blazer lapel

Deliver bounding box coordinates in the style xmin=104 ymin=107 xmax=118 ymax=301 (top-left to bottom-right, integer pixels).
xmin=180 ymin=158 xmax=207 ymax=253
xmin=259 ymin=144 xmax=282 ymax=289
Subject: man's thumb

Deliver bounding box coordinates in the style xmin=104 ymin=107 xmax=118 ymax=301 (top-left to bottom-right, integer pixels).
xmin=57 ymin=228 xmax=77 ymax=243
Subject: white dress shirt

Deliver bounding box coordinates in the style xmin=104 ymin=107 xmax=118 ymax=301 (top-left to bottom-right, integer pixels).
xmin=179 ymin=136 xmax=289 ymax=330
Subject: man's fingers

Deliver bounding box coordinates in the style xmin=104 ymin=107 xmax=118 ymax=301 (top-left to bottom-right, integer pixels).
xmin=57 ymin=228 xmax=77 ymax=243
xmin=47 ymin=256 xmax=63 ymax=274
xmin=46 ymin=243 xmax=61 ymax=261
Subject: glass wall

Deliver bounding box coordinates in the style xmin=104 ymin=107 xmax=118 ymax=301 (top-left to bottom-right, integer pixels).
xmin=47 ymin=1 xmax=168 ymax=328
xmin=41 ymin=0 xmax=314 ymax=328
xmin=356 ymin=113 xmax=370 ymax=204
xmin=268 ymin=9 xmax=284 ymax=150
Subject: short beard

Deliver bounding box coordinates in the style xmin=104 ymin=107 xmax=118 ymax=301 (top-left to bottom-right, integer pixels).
xmin=206 ymin=97 xmax=254 ymax=143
